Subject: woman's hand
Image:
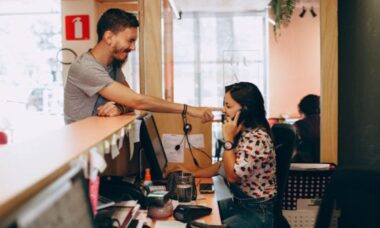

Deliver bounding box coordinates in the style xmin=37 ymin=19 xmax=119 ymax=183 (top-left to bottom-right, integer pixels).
xmin=222 ymin=112 xmax=242 ymax=183
xmin=222 ymin=111 xmax=243 ymax=141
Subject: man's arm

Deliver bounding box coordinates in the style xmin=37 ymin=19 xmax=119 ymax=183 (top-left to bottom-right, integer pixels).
xmin=99 ymin=81 xmax=218 ymax=121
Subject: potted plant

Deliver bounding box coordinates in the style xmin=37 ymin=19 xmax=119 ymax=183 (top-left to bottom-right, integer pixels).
xmin=270 ymin=0 xmax=296 ymax=37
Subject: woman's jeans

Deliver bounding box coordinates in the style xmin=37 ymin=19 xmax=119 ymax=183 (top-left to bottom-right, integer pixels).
xmin=222 ymin=197 xmax=275 ymax=228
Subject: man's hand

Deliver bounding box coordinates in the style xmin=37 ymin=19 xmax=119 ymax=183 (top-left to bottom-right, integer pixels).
xmin=96 ymin=101 xmax=122 ymax=117
xmin=188 ymin=106 xmax=223 ymax=123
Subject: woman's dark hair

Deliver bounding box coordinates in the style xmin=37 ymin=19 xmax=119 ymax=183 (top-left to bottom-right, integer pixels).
xmin=97 ymin=8 xmax=139 ymax=42
xmin=298 ymin=94 xmax=320 ymax=116
xmin=225 ymin=82 xmax=271 ymax=134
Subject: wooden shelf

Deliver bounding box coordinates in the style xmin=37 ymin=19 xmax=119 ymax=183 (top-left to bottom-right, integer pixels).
xmin=0 ymin=114 xmax=137 ymax=220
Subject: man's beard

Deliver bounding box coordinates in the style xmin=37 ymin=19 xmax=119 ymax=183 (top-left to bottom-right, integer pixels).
xmin=113 ymin=57 xmax=127 ymax=68
xmin=112 ymin=48 xmax=130 ymax=67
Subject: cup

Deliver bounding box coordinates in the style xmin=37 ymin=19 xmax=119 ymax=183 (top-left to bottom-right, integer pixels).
xmin=176 ymin=173 xmax=193 ymax=203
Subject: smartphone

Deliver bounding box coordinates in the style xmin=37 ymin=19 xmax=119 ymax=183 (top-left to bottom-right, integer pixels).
xmin=221 ymin=108 xmax=247 ymax=124
xmin=199 ymin=183 xmax=214 ymax=194
xmin=237 ymin=107 xmax=248 ymax=125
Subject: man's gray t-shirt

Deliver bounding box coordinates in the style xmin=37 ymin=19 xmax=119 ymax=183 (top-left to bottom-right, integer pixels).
xmin=64 ymin=52 xmax=126 ymax=124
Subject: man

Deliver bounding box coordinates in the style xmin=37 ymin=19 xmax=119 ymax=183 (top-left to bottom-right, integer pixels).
xmin=64 ymin=8 xmax=216 ymax=124
xmin=293 ymin=94 xmax=320 ymax=163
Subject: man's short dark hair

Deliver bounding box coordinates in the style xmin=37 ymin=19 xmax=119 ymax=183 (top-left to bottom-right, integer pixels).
xmin=97 ymin=8 xmax=139 ymax=42
xmin=299 ymin=94 xmax=320 ymax=116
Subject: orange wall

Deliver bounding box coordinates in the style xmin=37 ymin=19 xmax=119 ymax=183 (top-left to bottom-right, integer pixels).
xmin=268 ymin=7 xmax=321 ymax=118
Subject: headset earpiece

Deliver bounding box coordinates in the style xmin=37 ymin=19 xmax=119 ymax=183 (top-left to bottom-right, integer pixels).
xmin=183 ymin=123 xmax=192 ymax=134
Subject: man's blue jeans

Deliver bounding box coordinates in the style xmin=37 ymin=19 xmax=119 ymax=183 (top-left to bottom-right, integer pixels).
xmin=222 ymin=197 xmax=275 ymax=228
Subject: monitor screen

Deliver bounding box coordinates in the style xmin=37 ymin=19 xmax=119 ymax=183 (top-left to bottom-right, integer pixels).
xmin=2 ymin=165 xmax=94 ymax=228
xmin=139 ymin=113 xmax=168 ymax=180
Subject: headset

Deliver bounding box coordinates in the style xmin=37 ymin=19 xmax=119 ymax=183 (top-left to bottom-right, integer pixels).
xmin=174 ymin=104 xmax=191 ymax=151
xmin=174 ymin=105 xmax=211 ymax=168
xmin=182 ymin=106 xmax=192 ymax=134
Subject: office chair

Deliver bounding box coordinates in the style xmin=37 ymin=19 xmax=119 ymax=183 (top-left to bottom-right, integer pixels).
xmin=271 ymin=123 xmax=296 ymax=228
xmin=315 ymin=168 xmax=380 ymax=228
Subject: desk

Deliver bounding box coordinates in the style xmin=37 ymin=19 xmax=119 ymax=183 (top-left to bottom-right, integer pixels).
xmin=136 ymin=178 xmax=222 ymax=227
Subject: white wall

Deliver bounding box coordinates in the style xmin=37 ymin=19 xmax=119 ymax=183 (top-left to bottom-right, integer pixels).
xmin=61 ymin=0 xmax=97 ymax=84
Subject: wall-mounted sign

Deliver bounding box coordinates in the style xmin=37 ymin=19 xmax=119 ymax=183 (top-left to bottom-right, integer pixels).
xmin=65 ymin=15 xmax=89 ymax=40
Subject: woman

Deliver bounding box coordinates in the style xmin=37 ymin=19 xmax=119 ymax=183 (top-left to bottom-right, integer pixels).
xmin=166 ymin=82 xmax=277 ymax=227
xmin=221 ymin=82 xmax=276 ymax=228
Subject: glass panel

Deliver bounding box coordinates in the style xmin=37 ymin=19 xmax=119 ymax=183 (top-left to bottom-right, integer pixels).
xmin=172 ymin=12 xmax=267 ymax=107
xmin=0 ymin=0 xmax=62 ymax=144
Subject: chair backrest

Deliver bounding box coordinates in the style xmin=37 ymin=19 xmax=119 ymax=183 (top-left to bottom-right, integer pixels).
xmin=315 ymin=168 xmax=380 ymax=228
xmin=271 ymin=123 xmax=296 ymax=227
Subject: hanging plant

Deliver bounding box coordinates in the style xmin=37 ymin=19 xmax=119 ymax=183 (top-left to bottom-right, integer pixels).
xmin=270 ymin=0 xmax=296 ymax=37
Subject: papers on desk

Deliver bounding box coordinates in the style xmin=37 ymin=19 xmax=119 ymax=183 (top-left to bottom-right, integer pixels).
xmin=290 ymin=163 xmax=331 ymax=171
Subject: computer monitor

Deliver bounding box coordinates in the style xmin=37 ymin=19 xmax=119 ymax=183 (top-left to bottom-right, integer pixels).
xmin=2 ymin=165 xmax=94 ymax=228
xmin=139 ymin=113 xmax=168 ymax=180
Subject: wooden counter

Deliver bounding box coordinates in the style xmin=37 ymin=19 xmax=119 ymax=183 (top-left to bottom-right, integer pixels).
xmin=195 ymin=178 xmax=221 ymax=225
xmin=0 ymin=114 xmax=137 ymax=221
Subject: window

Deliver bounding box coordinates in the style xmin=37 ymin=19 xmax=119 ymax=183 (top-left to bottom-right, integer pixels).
xmin=172 ymin=12 xmax=268 ymax=107
xmin=170 ymin=11 xmax=269 ymax=156
xmin=0 ymin=0 xmax=62 ymax=143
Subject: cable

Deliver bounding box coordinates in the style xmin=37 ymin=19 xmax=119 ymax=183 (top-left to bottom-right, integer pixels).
xmin=185 ymin=133 xmax=200 ymax=168
xmin=174 ymin=135 xmax=185 ymax=151
xmin=180 ymin=105 xmax=212 ymax=167
xmin=181 ymin=105 xmax=200 ymax=167
xmin=175 ymin=132 xmax=211 ymax=161
xmin=185 ymin=135 xmax=212 ymax=160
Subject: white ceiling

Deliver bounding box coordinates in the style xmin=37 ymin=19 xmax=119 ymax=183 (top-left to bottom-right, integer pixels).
xmin=173 ymin=0 xmax=271 ymax=13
